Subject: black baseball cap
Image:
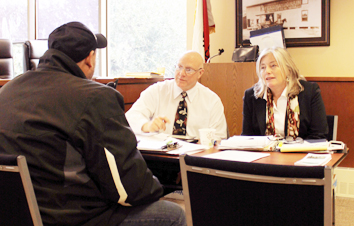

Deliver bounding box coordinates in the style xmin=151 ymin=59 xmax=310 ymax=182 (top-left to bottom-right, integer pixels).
xmin=48 ymin=21 xmax=107 ymax=63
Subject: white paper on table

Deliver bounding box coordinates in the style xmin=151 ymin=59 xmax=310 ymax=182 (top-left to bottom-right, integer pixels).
xmin=202 ymin=150 xmax=270 ymax=162
xmin=294 ymin=153 xmax=332 ymax=166
xmin=219 ymin=136 xmax=274 ymax=150
xmin=136 ymin=133 xmax=205 ymax=155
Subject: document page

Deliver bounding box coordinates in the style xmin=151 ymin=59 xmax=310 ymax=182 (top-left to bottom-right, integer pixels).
xmin=136 ymin=133 xmax=205 ymax=155
xmin=203 ymin=150 xmax=270 ymax=162
xmin=294 ymin=153 xmax=332 ymax=166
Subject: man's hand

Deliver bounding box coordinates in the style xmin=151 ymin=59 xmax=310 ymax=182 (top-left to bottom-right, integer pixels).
xmin=142 ymin=116 xmax=171 ymax=133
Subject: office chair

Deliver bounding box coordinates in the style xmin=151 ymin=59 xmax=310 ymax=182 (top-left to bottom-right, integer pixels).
xmin=326 ymin=115 xmax=338 ymax=141
xmin=0 ymin=154 xmax=43 ymax=226
xmin=0 ymin=39 xmax=14 ymax=79
xmin=25 ymin=40 xmax=48 ymax=71
xmin=180 ymin=154 xmax=332 ymax=226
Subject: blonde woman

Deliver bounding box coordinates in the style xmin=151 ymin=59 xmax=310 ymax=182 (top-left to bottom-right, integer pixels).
xmin=242 ymin=47 xmax=328 ymax=139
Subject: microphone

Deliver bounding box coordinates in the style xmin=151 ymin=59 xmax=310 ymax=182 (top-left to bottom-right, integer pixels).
xmin=106 ymin=78 xmax=119 ymax=89
xmin=207 ymin=48 xmax=224 ymax=63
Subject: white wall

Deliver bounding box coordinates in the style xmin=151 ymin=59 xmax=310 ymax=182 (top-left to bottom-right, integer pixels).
xmin=187 ymin=0 xmax=354 ymax=77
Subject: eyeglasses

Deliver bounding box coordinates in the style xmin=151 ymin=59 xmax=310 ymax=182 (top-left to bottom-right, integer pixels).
xmin=175 ymin=65 xmax=202 ymax=75
xmin=268 ymin=134 xmax=284 ymax=141
xmin=268 ymin=134 xmax=303 ymax=144
xmin=161 ymin=141 xmax=182 ymax=150
xmin=284 ymin=136 xmax=303 ymax=144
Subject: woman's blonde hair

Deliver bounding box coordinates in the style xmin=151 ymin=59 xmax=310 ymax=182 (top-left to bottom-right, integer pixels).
xmin=253 ymin=47 xmax=306 ymax=98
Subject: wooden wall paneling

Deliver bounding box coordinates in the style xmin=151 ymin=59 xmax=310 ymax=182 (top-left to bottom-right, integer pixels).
xmin=201 ymin=63 xmax=258 ymax=136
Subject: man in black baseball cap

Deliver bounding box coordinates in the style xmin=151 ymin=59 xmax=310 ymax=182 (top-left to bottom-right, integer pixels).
xmin=0 ymin=22 xmax=186 ymax=226
xmin=48 ymin=21 xmax=107 ymax=63
xmin=45 ymin=21 xmax=107 ymax=80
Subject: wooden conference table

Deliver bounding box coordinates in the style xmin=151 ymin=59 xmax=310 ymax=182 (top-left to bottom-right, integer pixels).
xmin=141 ymin=146 xmax=346 ymax=191
xmin=142 ymin=147 xmax=347 ymax=167
xmin=141 ymin=146 xmax=347 ymax=186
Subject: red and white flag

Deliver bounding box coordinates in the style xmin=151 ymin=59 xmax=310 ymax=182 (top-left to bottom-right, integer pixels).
xmin=192 ymin=0 xmax=215 ymax=62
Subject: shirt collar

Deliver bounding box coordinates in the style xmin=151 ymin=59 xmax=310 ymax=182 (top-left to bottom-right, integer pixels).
xmin=263 ymin=86 xmax=288 ymax=100
xmin=173 ymin=81 xmax=199 ymax=102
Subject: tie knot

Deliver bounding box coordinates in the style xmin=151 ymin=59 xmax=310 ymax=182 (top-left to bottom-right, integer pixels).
xmin=181 ymin=92 xmax=187 ymax=98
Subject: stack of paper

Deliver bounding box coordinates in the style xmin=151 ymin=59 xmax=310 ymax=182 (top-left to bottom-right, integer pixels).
xmin=219 ymin=136 xmax=278 ymax=151
xmin=294 ymin=153 xmax=332 ymax=166
xmin=277 ymin=140 xmax=329 ymax=152
xmin=125 ymin=72 xmax=164 ymax=78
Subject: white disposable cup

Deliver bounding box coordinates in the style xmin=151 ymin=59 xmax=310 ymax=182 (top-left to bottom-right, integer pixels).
xmin=199 ymin=128 xmax=216 ymax=148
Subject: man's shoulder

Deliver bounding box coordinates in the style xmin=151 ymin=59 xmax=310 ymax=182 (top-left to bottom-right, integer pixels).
xmin=196 ymin=82 xmax=218 ymax=96
xmin=193 ymin=83 xmax=223 ymax=105
xmin=156 ymin=79 xmax=174 ymax=87
xmin=51 ymin=73 xmax=123 ymax=101
xmin=144 ymin=79 xmax=174 ymax=93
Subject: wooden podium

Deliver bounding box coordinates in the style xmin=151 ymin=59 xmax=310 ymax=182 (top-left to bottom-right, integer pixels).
xmin=200 ymin=62 xmax=258 ymax=137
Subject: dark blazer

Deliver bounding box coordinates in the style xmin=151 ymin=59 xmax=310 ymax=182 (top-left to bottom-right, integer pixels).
xmin=242 ymin=80 xmax=328 ymax=139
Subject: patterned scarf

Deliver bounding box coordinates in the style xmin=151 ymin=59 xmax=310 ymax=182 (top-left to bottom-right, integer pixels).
xmin=265 ymin=88 xmax=300 ymax=139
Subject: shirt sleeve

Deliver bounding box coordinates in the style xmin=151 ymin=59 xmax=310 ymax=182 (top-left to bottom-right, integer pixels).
xmin=209 ymin=96 xmax=228 ymax=140
xmin=125 ymin=85 xmax=159 ymax=133
xmin=74 ymin=87 xmax=163 ymax=207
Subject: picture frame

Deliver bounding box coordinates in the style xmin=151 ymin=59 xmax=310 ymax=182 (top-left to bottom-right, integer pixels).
xmin=236 ymin=0 xmax=330 ymax=48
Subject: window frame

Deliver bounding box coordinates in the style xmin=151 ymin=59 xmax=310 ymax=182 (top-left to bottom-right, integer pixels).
xmin=18 ymin=0 xmax=188 ymax=77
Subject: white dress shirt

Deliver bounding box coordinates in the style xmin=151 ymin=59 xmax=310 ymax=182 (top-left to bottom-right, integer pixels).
xmin=125 ymin=79 xmax=227 ymax=139
xmin=264 ymin=87 xmax=287 ymax=137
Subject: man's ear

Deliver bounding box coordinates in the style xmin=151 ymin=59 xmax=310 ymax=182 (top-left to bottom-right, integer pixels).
xmin=198 ymin=68 xmax=204 ymax=79
xmin=85 ymin=50 xmax=95 ymax=68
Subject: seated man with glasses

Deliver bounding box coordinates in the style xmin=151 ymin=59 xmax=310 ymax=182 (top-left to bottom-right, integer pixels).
xmin=126 ymin=50 xmax=227 ymax=141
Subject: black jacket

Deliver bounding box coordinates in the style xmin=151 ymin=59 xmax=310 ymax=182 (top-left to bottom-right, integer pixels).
xmin=242 ymin=80 xmax=328 ymax=139
xmin=0 ymin=49 xmax=163 ymax=226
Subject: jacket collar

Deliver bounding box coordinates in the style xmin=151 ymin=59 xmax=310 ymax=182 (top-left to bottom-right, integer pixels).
xmin=255 ymin=98 xmax=267 ymax=135
xmin=37 ymin=49 xmax=87 ymax=79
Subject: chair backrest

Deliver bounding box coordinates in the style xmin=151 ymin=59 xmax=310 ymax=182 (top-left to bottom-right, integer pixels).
xmin=25 ymin=40 xmax=48 ymax=71
xmin=0 ymin=154 xmax=43 ymax=226
xmin=326 ymin=115 xmax=338 ymax=141
xmin=0 ymin=39 xmax=14 ymax=79
xmin=180 ymin=154 xmax=326 ymax=226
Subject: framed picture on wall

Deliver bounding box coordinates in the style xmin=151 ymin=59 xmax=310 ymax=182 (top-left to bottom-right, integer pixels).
xmin=235 ymin=0 xmax=330 ymax=48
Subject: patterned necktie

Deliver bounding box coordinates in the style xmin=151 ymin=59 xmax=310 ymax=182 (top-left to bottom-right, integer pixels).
xmin=173 ymin=92 xmax=188 ymax=135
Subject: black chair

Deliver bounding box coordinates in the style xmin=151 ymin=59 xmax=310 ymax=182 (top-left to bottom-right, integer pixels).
xmin=25 ymin=40 xmax=48 ymax=71
xmin=180 ymin=154 xmax=333 ymax=226
xmin=326 ymin=115 xmax=338 ymax=141
xmin=0 ymin=154 xmax=43 ymax=226
xmin=0 ymin=39 xmax=14 ymax=79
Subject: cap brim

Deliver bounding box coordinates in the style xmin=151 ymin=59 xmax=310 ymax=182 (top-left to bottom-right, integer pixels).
xmin=96 ymin=34 xmax=107 ymax=48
